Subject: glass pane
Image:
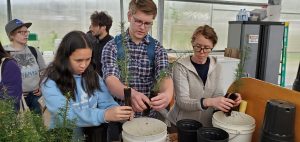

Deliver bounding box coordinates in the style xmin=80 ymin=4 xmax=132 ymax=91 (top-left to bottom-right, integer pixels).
xmin=0 ymin=0 xmax=8 ymax=44
xmin=163 ymin=1 xmax=211 ymax=50
xmin=281 ymin=14 xmax=300 ymax=86
xmin=282 ymin=0 xmax=300 ymax=13
xmin=8 ymin=0 xmax=121 ymax=51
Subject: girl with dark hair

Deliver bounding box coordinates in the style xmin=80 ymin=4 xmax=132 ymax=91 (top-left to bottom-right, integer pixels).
xmin=0 ymin=41 xmax=22 ymax=110
xmin=40 ymin=31 xmax=132 ymax=141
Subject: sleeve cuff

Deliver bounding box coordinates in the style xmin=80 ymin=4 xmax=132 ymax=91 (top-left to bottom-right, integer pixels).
xmin=200 ymin=98 xmax=208 ymax=110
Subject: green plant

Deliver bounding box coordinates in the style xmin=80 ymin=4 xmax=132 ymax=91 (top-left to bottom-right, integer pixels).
xmin=0 ymin=87 xmax=46 ymax=142
xmin=48 ymin=91 xmax=81 ymax=142
xmin=116 ymin=21 xmax=131 ymax=87
xmin=231 ymin=46 xmax=250 ymax=93
xmin=0 ymin=88 xmax=82 ymax=142
xmin=151 ymin=55 xmax=182 ymax=94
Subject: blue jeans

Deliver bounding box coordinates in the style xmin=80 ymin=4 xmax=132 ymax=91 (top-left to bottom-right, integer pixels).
xmin=24 ymin=92 xmax=41 ymax=114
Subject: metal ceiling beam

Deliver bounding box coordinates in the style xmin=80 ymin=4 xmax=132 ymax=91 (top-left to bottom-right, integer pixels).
xmin=166 ymin=0 xmax=267 ymax=7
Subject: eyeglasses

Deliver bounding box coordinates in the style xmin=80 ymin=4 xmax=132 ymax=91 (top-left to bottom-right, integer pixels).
xmin=17 ymin=30 xmax=30 ymax=35
xmin=132 ymin=15 xmax=153 ymax=28
xmin=192 ymin=44 xmax=213 ymax=53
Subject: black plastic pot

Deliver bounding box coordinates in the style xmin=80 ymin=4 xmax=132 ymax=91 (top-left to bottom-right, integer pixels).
xmin=197 ymin=127 xmax=229 ymax=142
xmin=260 ymin=99 xmax=295 ymax=142
xmin=124 ymin=87 xmax=131 ymax=106
xmin=177 ymin=119 xmax=202 ymax=142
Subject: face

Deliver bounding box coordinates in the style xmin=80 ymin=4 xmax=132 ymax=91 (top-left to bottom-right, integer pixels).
xmin=192 ymin=34 xmax=214 ymax=62
xmin=89 ymin=23 xmax=104 ymax=37
xmin=128 ymin=10 xmax=154 ymax=42
xmin=10 ymin=26 xmax=29 ymax=45
xmin=69 ymin=48 xmax=92 ymax=75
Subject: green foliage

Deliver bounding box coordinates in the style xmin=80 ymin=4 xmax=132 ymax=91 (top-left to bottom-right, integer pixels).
xmin=116 ymin=21 xmax=131 ymax=87
xmin=0 ymin=88 xmax=82 ymax=142
xmin=0 ymin=87 xmax=47 ymax=142
xmin=152 ymin=69 xmax=171 ymax=93
xmin=49 ymin=91 xmax=80 ymax=142
xmin=232 ymin=46 xmax=251 ymax=92
xmin=151 ymin=56 xmax=182 ymax=93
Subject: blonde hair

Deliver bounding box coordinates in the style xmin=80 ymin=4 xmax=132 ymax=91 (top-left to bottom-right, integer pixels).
xmin=129 ymin=0 xmax=157 ymax=19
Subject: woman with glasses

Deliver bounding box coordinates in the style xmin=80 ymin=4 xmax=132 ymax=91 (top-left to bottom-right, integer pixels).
xmin=4 ymin=19 xmax=46 ymax=114
xmin=168 ymin=25 xmax=241 ymax=127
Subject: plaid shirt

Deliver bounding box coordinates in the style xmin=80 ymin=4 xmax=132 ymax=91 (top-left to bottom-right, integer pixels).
xmin=102 ymin=30 xmax=169 ymax=117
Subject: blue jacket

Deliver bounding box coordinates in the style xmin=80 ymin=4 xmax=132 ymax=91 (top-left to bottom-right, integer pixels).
xmin=41 ymin=75 xmax=118 ymax=129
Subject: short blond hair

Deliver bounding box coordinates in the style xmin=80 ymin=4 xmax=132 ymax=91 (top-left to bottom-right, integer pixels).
xmin=129 ymin=0 xmax=157 ymax=19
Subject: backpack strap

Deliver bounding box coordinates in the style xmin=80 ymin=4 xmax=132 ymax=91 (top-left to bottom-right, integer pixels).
xmin=115 ymin=34 xmax=125 ymax=60
xmin=0 ymin=57 xmax=8 ymax=82
xmin=147 ymin=36 xmax=156 ymax=67
xmin=28 ymin=46 xmax=38 ymax=63
xmin=115 ymin=34 xmax=156 ymax=67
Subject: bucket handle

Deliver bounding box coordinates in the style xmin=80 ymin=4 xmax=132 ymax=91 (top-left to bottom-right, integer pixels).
xmin=229 ymin=129 xmax=240 ymax=140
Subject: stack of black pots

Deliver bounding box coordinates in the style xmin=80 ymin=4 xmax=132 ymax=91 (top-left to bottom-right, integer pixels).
xmin=176 ymin=119 xmax=229 ymax=142
xmin=261 ymin=100 xmax=296 ymax=142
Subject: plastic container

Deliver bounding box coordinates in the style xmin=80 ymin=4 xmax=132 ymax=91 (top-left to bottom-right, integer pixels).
xmin=236 ymin=9 xmax=243 ymax=21
xmin=177 ymin=119 xmax=203 ymax=142
xmin=122 ymin=117 xmax=167 ymax=142
xmin=260 ymin=100 xmax=295 ymax=142
xmin=212 ymin=111 xmax=255 ymax=142
xmin=197 ymin=127 xmax=229 ymax=142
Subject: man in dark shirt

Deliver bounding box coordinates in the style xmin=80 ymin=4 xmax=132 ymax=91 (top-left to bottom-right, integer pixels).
xmin=88 ymin=11 xmax=113 ymax=77
xmin=85 ymin=11 xmax=115 ymax=142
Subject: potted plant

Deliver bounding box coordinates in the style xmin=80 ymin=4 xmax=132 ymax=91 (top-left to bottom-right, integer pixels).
xmin=116 ymin=21 xmax=132 ymax=107
xmin=226 ymin=46 xmax=250 ymax=116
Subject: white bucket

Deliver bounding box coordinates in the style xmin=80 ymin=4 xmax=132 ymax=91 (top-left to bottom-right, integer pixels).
xmin=122 ymin=117 xmax=167 ymax=142
xmin=212 ymin=111 xmax=255 ymax=142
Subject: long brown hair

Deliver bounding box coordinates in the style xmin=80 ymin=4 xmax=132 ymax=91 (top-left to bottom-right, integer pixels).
xmin=0 ymin=42 xmax=10 ymax=63
xmin=41 ymin=31 xmax=100 ymax=100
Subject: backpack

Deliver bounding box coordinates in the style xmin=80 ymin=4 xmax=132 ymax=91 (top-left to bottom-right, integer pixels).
xmin=114 ymin=34 xmax=156 ymax=67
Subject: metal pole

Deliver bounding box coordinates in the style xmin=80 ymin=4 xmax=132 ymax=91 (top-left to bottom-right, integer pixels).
xmin=7 ymin=0 xmax=12 ymax=22
xmin=157 ymin=0 xmax=164 ymax=44
xmin=120 ymin=0 xmax=124 ymax=24
xmin=280 ymin=22 xmax=289 ymax=87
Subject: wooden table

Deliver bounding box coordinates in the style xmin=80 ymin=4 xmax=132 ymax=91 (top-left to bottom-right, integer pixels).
xmin=228 ymin=78 xmax=300 ymax=142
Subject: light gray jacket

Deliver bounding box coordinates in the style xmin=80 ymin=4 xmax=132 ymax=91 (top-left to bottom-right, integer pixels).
xmin=167 ymin=55 xmax=224 ymax=127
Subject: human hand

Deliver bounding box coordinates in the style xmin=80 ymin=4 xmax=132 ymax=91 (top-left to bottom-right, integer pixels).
xmin=204 ymin=96 xmax=235 ymax=112
xmin=33 ymin=89 xmax=41 ymax=96
xmin=150 ymin=92 xmax=171 ymax=111
xmin=104 ymin=106 xmax=133 ymax=122
xmin=131 ymin=89 xmax=150 ymax=112
xmin=231 ymin=93 xmax=242 ymax=107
